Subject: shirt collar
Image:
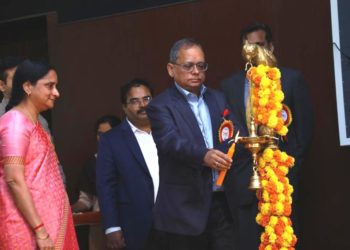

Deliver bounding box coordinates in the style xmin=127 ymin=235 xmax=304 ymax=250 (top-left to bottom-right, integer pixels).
xmin=175 ymin=82 xmax=207 ymax=100
xmin=126 ymin=118 xmax=151 ymax=134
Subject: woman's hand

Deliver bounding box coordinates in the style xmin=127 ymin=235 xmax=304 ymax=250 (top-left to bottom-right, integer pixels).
xmin=35 ymin=228 xmax=55 ymax=250
xmin=36 ymin=236 xmax=55 ymax=250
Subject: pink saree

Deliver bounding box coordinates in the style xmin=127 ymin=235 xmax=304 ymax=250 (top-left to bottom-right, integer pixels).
xmin=0 ymin=110 xmax=79 ymax=249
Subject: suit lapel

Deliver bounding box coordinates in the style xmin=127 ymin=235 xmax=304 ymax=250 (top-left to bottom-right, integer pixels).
xmin=232 ymin=71 xmax=248 ymax=134
xmin=203 ymin=89 xmax=221 ymax=147
xmin=170 ymin=85 xmax=207 ymax=146
xmin=120 ymin=120 xmax=151 ymax=177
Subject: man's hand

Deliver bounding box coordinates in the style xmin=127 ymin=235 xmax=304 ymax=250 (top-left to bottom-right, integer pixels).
xmin=105 ymin=231 xmax=126 ymax=250
xmin=203 ymin=149 xmax=232 ymax=170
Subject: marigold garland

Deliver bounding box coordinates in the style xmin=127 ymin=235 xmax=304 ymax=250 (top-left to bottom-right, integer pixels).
xmin=246 ymin=65 xmax=288 ymax=136
xmin=246 ymin=64 xmax=297 ymax=249
xmin=255 ymin=147 xmax=297 ymax=250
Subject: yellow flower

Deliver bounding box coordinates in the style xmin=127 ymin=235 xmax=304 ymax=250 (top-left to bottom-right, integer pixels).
xmin=269 ymin=232 xmax=277 ymax=244
xmin=263 ymin=88 xmax=271 ymax=97
xmin=259 ymin=97 xmax=269 ymax=106
xmin=259 ymin=157 xmax=266 ymax=167
xmin=282 ymin=232 xmax=293 ymax=244
xmin=261 ymin=179 xmax=268 ymax=187
xmin=260 ymin=232 xmax=266 ymax=242
xmin=276 ymin=182 xmax=284 ymax=193
xmin=256 ymin=213 xmax=262 ymax=223
xmin=280 ymin=152 xmax=288 ymax=162
xmin=279 ymin=166 xmax=289 ymax=175
xmin=275 ymin=90 xmax=285 ymax=102
xmin=268 ymin=115 xmax=278 ymax=128
xmin=270 ymin=159 xmax=278 ymax=168
xmin=275 ymin=202 xmax=284 ymax=215
xmin=270 ymin=175 xmax=278 ymax=183
xmin=257 ymin=64 xmax=269 ymax=74
xmin=286 ymin=226 xmax=294 ymax=234
xmin=273 ymin=67 xmax=282 ymax=79
xmin=261 ymin=203 xmax=271 ymax=215
xmin=266 ymin=168 xmax=275 ymax=178
xmin=275 ymin=102 xmax=282 ymax=110
xmin=268 ymin=216 xmax=278 ymax=226
xmin=278 ymin=126 xmax=288 ymax=136
xmin=263 ymin=148 xmax=274 ymax=161
xmin=260 ymin=77 xmax=272 ymax=88
xmin=266 ymin=225 xmax=274 ymax=235
xmin=288 ymin=184 xmax=294 ymax=194
xmin=263 ymin=191 xmax=270 ymax=202
xmin=278 ymin=194 xmax=286 ymax=202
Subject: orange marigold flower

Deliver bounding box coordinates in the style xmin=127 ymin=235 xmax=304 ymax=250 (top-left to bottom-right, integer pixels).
xmin=271 ymin=245 xmax=279 ymax=250
xmin=262 ymin=233 xmax=270 ymax=245
xmin=259 ymin=244 xmax=266 ymax=250
xmin=284 ymin=204 xmax=292 ymax=216
xmin=253 ymin=75 xmax=262 ymax=85
xmin=260 ymin=215 xmax=270 ymax=227
xmin=291 ymin=235 xmax=298 ymax=246
xmin=276 ymin=235 xmax=284 ymax=246
xmin=270 ymin=194 xmax=278 ymax=203
xmin=267 ymin=69 xmax=276 ymax=79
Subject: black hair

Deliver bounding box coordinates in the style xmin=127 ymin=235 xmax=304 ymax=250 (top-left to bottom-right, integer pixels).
xmin=94 ymin=115 xmax=121 ymax=134
xmin=120 ymin=78 xmax=154 ymax=105
xmin=240 ymin=22 xmax=273 ymax=44
xmin=0 ymin=56 xmax=24 ymax=82
xmin=169 ymin=38 xmax=203 ymax=63
xmin=6 ymin=59 xmax=54 ymax=111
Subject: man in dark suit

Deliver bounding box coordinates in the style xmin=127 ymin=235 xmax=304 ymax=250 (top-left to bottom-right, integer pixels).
xmin=96 ymin=79 xmax=159 ymax=250
xmin=147 ymin=38 xmax=240 ymax=250
xmin=221 ymin=22 xmax=314 ymax=249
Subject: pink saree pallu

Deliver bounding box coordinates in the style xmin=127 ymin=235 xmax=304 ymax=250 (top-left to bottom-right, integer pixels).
xmin=0 ymin=110 xmax=79 ymax=249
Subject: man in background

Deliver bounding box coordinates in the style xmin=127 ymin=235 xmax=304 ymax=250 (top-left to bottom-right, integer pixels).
xmin=221 ymin=22 xmax=314 ymax=249
xmin=96 ymin=79 xmax=158 ymax=250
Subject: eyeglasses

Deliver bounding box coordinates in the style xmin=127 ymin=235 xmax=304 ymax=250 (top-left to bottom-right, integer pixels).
xmin=172 ymin=62 xmax=208 ymax=72
xmin=127 ymin=96 xmax=152 ymax=106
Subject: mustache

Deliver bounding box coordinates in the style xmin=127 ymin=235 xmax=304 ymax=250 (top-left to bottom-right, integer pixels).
xmin=137 ymin=108 xmax=147 ymax=114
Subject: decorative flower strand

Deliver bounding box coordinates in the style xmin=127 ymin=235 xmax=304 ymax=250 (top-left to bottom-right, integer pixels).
xmin=246 ymin=65 xmax=288 ymax=136
xmin=256 ymin=148 xmax=297 ymax=250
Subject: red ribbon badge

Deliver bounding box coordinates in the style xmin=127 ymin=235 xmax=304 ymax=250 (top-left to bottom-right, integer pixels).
xmin=218 ymin=109 xmax=234 ymax=143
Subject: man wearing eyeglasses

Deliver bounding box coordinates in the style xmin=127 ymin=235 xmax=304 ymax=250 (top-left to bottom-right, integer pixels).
xmin=96 ymin=79 xmax=159 ymax=250
xmin=146 ymin=38 xmax=241 ymax=250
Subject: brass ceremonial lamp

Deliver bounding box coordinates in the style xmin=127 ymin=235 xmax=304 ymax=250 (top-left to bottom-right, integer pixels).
xmin=236 ymin=41 xmax=279 ymax=190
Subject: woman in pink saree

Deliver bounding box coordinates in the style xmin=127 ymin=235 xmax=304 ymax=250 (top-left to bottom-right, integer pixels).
xmin=0 ymin=60 xmax=79 ymax=249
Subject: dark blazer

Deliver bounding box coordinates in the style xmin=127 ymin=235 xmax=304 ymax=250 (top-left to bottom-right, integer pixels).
xmin=147 ymin=84 xmax=243 ymax=236
xmin=221 ymin=67 xmax=314 ymax=191
xmin=96 ymin=120 xmax=155 ymax=250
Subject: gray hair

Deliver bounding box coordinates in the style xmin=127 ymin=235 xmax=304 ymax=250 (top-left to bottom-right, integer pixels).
xmin=169 ymin=38 xmax=203 ymax=63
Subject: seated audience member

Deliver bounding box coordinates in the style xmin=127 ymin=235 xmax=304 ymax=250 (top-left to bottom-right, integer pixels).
xmin=72 ymin=115 xmax=121 ymax=250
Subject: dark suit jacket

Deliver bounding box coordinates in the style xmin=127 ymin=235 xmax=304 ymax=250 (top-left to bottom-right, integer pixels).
xmin=96 ymin=120 xmax=155 ymax=250
xmin=221 ymin=67 xmax=314 ymax=193
xmin=147 ymin=84 xmax=245 ymax=236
